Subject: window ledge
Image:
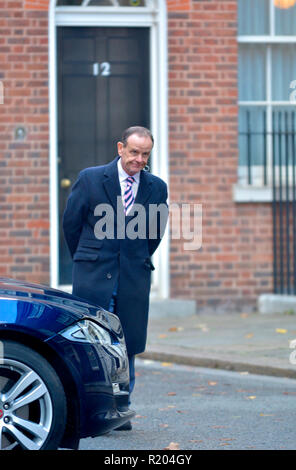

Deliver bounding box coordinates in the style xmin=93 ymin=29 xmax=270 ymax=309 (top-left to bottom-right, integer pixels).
xmin=233 ymin=184 xmax=272 ymax=203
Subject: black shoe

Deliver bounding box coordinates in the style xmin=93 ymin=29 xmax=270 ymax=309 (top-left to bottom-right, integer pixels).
xmin=115 ymin=421 xmax=132 ymax=431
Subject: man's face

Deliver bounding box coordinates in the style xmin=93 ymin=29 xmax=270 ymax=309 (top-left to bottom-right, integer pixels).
xmin=117 ymin=133 xmax=153 ymax=176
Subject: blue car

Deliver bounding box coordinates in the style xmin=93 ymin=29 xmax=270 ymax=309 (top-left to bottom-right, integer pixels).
xmin=0 ymin=277 xmax=134 ymax=450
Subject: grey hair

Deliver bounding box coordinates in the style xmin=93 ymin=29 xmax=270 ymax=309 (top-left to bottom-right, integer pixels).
xmin=121 ymin=126 xmax=154 ymax=147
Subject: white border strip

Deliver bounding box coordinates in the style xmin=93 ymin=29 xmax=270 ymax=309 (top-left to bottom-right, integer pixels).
xmin=49 ymin=0 xmax=59 ymax=288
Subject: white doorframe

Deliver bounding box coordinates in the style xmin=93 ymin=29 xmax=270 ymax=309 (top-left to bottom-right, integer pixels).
xmin=48 ymin=0 xmax=169 ymax=299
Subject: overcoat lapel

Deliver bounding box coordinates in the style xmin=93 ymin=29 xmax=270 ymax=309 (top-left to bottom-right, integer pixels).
xmin=134 ymin=169 xmax=152 ymax=207
xmin=103 ymin=158 xmax=121 ymax=211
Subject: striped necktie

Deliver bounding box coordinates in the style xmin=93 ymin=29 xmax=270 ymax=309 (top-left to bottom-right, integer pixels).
xmin=124 ymin=176 xmax=135 ymax=214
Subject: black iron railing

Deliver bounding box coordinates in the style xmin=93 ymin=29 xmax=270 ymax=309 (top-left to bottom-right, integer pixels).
xmin=272 ymin=111 xmax=296 ymax=295
xmin=239 ymin=109 xmax=267 ymax=185
xmin=239 ymin=108 xmax=296 ymax=295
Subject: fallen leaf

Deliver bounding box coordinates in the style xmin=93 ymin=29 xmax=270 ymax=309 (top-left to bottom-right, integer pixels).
xmin=159 ymin=405 xmax=176 ymax=411
xmin=245 ymin=333 xmax=254 ymax=339
xmin=167 ymin=392 xmax=176 ymax=396
xmin=159 ymin=423 xmax=169 ymax=428
xmin=158 ymin=334 xmax=167 ymax=339
xmin=195 ymin=323 xmax=209 ymax=332
xmin=240 ymin=313 xmax=249 ymax=318
xmin=168 ymin=326 xmax=184 ymax=332
xmin=164 ymin=442 xmax=180 ymax=450
xmin=161 ymin=362 xmax=173 ymax=367
xmin=246 ymin=396 xmax=256 ymax=400
xmin=259 ymin=413 xmax=274 ymax=417
xmin=208 ymin=381 xmax=217 ymax=386
xmin=276 ymin=328 xmax=287 ymax=334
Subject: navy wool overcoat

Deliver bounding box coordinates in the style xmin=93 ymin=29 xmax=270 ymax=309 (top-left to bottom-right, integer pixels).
xmin=63 ymin=157 xmax=168 ymax=355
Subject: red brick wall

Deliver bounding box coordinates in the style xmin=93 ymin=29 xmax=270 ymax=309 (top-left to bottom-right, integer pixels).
xmin=0 ymin=0 xmax=50 ymax=283
xmin=168 ymin=0 xmax=273 ymax=311
xmin=0 ymin=0 xmax=274 ymax=310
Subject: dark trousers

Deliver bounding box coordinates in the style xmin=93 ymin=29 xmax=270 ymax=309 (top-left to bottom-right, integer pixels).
xmin=108 ymin=282 xmax=135 ymax=403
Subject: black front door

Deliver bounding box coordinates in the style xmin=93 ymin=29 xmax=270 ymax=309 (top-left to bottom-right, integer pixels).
xmin=57 ymin=26 xmax=150 ymax=284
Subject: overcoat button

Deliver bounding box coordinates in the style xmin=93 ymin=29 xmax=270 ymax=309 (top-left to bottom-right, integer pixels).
xmin=106 ymin=273 xmax=112 ymax=279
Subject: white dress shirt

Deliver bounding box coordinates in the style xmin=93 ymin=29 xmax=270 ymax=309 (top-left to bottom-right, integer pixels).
xmin=117 ymin=158 xmax=140 ymax=214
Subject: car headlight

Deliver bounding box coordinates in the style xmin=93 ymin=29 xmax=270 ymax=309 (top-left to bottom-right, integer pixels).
xmin=60 ymin=319 xmax=112 ymax=345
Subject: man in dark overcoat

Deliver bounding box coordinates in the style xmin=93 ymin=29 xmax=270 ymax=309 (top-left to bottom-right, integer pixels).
xmin=63 ymin=126 xmax=168 ymax=429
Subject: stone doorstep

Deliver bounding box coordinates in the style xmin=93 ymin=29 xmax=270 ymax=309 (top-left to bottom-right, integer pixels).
xmin=258 ymin=294 xmax=296 ymax=315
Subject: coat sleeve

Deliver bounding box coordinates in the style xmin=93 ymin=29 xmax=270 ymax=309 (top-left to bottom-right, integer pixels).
xmin=62 ymin=170 xmax=89 ymax=258
xmin=148 ymin=181 xmax=168 ymax=257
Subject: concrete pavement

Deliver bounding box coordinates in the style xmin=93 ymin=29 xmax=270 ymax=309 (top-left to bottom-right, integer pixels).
xmin=140 ymin=312 xmax=296 ymax=379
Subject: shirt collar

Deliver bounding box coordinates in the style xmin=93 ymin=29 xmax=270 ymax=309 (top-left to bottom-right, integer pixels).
xmin=117 ymin=157 xmax=140 ymax=185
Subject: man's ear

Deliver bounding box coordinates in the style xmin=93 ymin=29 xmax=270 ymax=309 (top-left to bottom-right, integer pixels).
xmin=117 ymin=141 xmax=123 ymax=156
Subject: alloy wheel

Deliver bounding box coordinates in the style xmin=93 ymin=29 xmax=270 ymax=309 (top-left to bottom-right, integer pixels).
xmin=0 ymin=358 xmax=53 ymax=450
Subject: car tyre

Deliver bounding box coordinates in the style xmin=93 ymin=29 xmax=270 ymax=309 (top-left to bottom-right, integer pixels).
xmin=0 ymin=340 xmax=67 ymax=450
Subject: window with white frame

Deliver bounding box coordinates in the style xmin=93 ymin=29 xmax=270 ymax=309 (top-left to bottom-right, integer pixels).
xmin=238 ymin=0 xmax=296 ymax=188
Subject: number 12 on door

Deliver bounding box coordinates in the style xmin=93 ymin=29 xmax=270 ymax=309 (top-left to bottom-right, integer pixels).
xmin=93 ymin=62 xmax=111 ymax=77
